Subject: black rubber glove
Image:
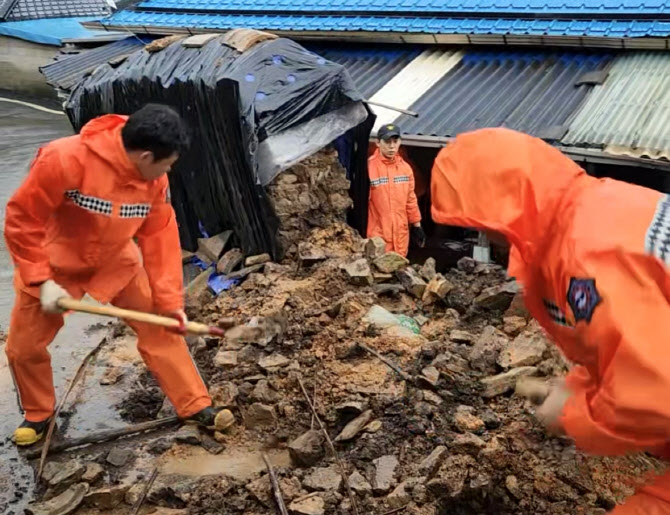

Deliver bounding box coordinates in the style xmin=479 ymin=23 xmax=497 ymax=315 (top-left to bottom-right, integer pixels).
xmin=410 ymin=225 xmax=426 ymax=248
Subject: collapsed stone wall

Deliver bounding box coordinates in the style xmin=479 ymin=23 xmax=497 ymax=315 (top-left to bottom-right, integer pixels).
xmin=267 ymin=148 xmax=353 ymax=259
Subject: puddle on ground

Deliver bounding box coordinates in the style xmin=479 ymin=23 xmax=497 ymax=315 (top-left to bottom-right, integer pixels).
xmin=161 ymin=447 xmax=292 ymax=481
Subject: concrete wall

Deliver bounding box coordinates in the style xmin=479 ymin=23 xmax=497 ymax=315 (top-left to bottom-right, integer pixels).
xmin=0 ymin=36 xmax=57 ymax=97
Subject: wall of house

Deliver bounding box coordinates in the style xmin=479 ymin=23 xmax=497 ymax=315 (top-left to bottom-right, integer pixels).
xmin=0 ymin=36 xmax=57 ymax=97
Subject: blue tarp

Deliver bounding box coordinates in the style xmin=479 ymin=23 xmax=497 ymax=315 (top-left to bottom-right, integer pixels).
xmin=0 ymin=16 xmax=124 ymax=45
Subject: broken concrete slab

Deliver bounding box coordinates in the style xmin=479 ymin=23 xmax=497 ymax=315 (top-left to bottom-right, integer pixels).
xmin=245 ymin=253 xmax=271 ymax=267
xmin=26 ymin=483 xmax=88 ymax=515
xmin=364 ymin=237 xmax=386 ymax=260
xmin=196 ymin=231 xmax=232 ymax=263
xmin=372 ymin=455 xmax=399 ymax=494
xmin=258 ymin=352 xmax=290 ymax=370
xmin=373 ymin=252 xmax=409 ymax=274
xmin=481 ymin=366 xmax=538 ymax=398
xmin=418 ymin=446 xmax=448 ymax=478
xmin=289 ymin=494 xmax=326 ymax=515
xmin=214 ymin=350 xmax=238 ymax=368
xmin=334 ymin=409 xmax=373 ymax=442
xmin=217 ymin=248 xmax=244 ymax=275
xmin=289 ymin=430 xmax=325 ymax=467
xmin=106 ymin=447 xmax=133 ymax=468
xmin=303 ymin=466 xmax=343 ymax=491
xmin=396 ymin=268 xmax=427 ymax=299
xmin=245 ymin=403 xmax=277 ymax=428
xmin=497 ymin=330 xmax=547 ymax=369
xmin=342 ymin=259 xmax=374 ymax=286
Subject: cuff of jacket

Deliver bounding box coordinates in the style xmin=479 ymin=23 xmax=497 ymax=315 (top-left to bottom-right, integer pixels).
xmin=409 ymin=215 xmax=422 ymax=225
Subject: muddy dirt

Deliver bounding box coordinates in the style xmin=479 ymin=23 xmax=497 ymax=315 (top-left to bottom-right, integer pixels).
xmin=16 ymin=148 xmax=667 ymax=515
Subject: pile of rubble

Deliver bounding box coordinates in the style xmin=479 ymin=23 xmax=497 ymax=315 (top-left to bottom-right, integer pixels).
xmin=23 ymin=149 xmax=665 ymax=515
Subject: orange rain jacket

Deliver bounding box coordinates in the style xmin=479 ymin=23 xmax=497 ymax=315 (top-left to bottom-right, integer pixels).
xmin=367 ymin=149 xmax=422 ymax=257
xmin=4 ymin=114 xmax=183 ymax=312
xmin=431 ymin=128 xmax=670 ymax=457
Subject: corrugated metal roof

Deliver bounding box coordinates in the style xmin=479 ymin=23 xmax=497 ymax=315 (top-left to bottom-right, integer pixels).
xmin=393 ymin=50 xmax=612 ymax=139
xmin=563 ymin=52 xmax=670 ymax=160
xmin=101 ymin=10 xmax=670 ymax=38
xmin=40 ymin=37 xmax=147 ymax=90
xmin=0 ymin=0 xmax=18 ymax=20
xmin=6 ymin=0 xmax=110 ymax=21
xmin=304 ymin=45 xmax=420 ymax=99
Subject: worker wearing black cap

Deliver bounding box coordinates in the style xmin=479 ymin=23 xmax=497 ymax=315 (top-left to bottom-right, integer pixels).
xmin=367 ymin=123 xmax=425 ymax=257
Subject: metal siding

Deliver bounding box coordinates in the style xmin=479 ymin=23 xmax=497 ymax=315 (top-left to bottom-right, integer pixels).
xmin=563 ymin=52 xmax=670 ymax=160
xmin=40 ymin=37 xmax=147 ymax=90
xmin=102 ymin=10 xmax=670 ymax=37
xmin=304 ymin=45 xmax=420 ymax=99
xmin=7 ymin=0 xmax=110 ymax=21
xmin=393 ymin=50 xmax=612 ymax=138
xmin=0 ymin=0 xmax=18 ymax=20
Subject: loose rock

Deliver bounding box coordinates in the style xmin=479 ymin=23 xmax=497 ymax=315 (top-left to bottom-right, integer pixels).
xmin=387 ymin=481 xmax=411 ymax=509
xmin=299 ymin=243 xmax=327 ymax=264
xmin=228 ymin=263 xmax=264 ymax=280
xmin=419 ymin=366 xmax=440 ymax=388
xmin=452 ymin=433 xmax=486 ymax=454
xmin=106 ymin=447 xmax=132 ymax=468
xmin=453 ymin=405 xmax=485 ymax=433
xmin=474 ymin=281 xmax=517 ymax=311
xmin=209 ymin=382 xmax=239 ymax=407
xmin=372 ymin=455 xmax=399 ymax=494
xmin=420 ymin=257 xmax=437 ymax=281
xmin=289 ymin=494 xmax=326 ymax=515
xmin=396 ymin=268 xmax=427 ymax=299
xmin=335 ymin=400 xmax=366 ymax=416
xmin=245 ymin=253 xmax=271 ymax=266
xmin=81 ymin=463 xmax=104 ymax=484
xmin=197 ymin=231 xmax=232 ymax=262
xmin=84 ymin=486 xmax=128 ymax=510
xmin=497 ymin=329 xmax=547 ymax=369
xmin=251 ymin=380 xmax=280 ymax=403
xmin=258 ymin=352 xmax=290 ymax=370
xmin=217 ymin=248 xmax=244 ymax=275
xmin=427 ymin=455 xmax=476 ymax=498
xmin=334 ymin=409 xmax=373 ymax=442
xmin=418 ymin=445 xmax=448 ymax=478
xmin=245 ymin=403 xmax=277 ymax=428
xmin=303 ymin=466 xmax=343 ymax=491
xmin=422 ymin=274 xmax=453 ymax=305
xmin=289 ymin=430 xmax=325 ymax=467
xmin=364 ymin=237 xmax=386 ymax=260
xmin=364 ymin=420 xmax=383 ymax=433
xmin=100 ymin=366 xmax=124 ymax=385
xmin=372 ymin=284 xmax=405 ymax=296
xmin=421 ymin=390 xmax=443 ymax=406
xmin=348 ymin=470 xmax=372 ymax=494
xmin=343 ymin=259 xmax=374 ymax=286
xmin=246 ymin=474 xmax=273 ymax=507
xmin=468 ymin=325 xmax=508 ymax=373
xmin=503 ymin=315 xmax=528 ymax=335
xmin=26 ymin=483 xmax=88 ymax=515
xmin=450 ymin=330 xmax=476 ymax=345
xmin=214 ymin=350 xmax=238 ymax=368
xmin=373 ymin=252 xmax=409 ymax=274
xmin=48 ymin=460 xmax=85 ymax=488
xmin=175 ymin=425 xmax=202 ymax=445
xmin=457 ymin=257 xmax=477 ymax=273
xmin=481 ymin=366 xmax=538 ymax=398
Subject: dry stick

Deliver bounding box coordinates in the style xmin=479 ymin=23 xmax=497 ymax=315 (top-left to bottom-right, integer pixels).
xmin=357 ymin=342 xmax=413 ymax=383
xmin=381 ymin=505 xmax=409 ymax=515
xmin=310 ymin=381 xmax=317 ymax=431
xmin=37 ymin=337 xmax=107 ymax=479
xmin=262 ymin=453 xmax=290 ymax=515
xmin=297 ymin=376 xmax=360 ymax=515
xmin=25 ymin=416 xmax=180 ymax=460
xmin=131 ymin=467 xmax=159 ymax=515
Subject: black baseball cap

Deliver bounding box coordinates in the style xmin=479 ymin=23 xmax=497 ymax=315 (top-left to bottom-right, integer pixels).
xmin=377 ymin=123 xmax=402 ymax=140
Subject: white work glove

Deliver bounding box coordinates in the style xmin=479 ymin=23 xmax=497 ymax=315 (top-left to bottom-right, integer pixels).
xmin=39 ymin=280 xmax=70 ymax=314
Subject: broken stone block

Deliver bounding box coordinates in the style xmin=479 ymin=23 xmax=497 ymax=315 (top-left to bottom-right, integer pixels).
xmin=106 ymin=447 xmax=133 ymax=468
xmin=196 ymin=231 xmax=232 ymax=263
xmin=373 ymin=252 xmax=409 ymax=274
xmin=420 ymin=257 xmax=437 ymax=281
xmin=26 ymin=483 xmax=88 ymax=515
xmin=481 ymin=366 xmax=538 ymax=398
xmin=348 ymin=470 xmax=372 ymax=495
xmin=303 ymin=466 xmax=342 ymax=491
xmin=387 ymin=481 xmax=412 ymax=509
xmin=289 ymin=430 xmax=325 ymax=467
xmin=418 ymin=445 xmax=448 ymax=478
xmin=396 ymin=268 xmax=427 ymax=299
xmin=214 ymin=409 xmax=236 ymax=431
xmin=497 ymin=330 xmax=547 ymax=369
xmin=48 ymin=460 xmax=86 ymax=488
xmin=251 ymin=380 xmax=280 ymax=403
xmin=422 ymin=274 xmax=453 ymax=305
xmin=299 ymin=243 xmax=327 ymax=264
xmin=217 ymin=248 xmax=244 ymax=275
xmin=343 ymin=259 xmax=373 ymax=286
xmin=468 ymin=325 xmax=509 ymax=374
xmin=245 ymin=253 xmax=271 ymax=267
xmin=175 ymin=425 xmax=202 ymax=445
xmin=214 ymin=350 xmax=238 ymax=368
xmin=289 ymin=494 xmax=326 ymax=515
xmin=81 ymin=463 xmax=104 ymax=484
xmin=100 ymin=366 xmax=124 ymax=386
xmin=334 ymin=410 xmax=373 ymax=442
xmin=245 ymin=403 xmax=277 ymax=428
xmin=209 ymin=382 xmax=238 ymax=407
xmin=452 ymin=433 xmax=486 ymax=454
xmin=372 ymin=455 xmax=399 ymax=494
xmin=228 ymin=263 xmax=264 ymax=280
xmin=474 ymin=281 xmax=517 ymax=311
xmin=84 ymin=485 xmax=129 ymax=510
xmin=364 ymin=237 xmax=386 ymax=260
xmin=258 ymin=352 xmax=290 ymax=370
xmin=419 ymin=366 xmax=440 ymax=388
xmin=453 ymin=405 xmax=485 ymax=433
xmin=450 ymin=330 xmax=475 ymax=345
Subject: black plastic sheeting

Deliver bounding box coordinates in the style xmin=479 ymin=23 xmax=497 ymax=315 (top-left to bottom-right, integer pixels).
xmin=65 ymin=35 xmax=370 ymax=256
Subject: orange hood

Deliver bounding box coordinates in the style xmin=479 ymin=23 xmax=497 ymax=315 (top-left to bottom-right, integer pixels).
xmin=431 ymin=128 xmax=590 ymax=280
xmin=80 ymin=114 xmax=140 ymax=182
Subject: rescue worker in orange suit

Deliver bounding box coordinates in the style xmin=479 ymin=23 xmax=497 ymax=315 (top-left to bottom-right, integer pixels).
xmin=4 ymin=104 xmax=221 ymax=446
xmin=367 ymin=124 xmax=425 ymax=257
xmin=431 ymin=127 xmax=670 ymax=514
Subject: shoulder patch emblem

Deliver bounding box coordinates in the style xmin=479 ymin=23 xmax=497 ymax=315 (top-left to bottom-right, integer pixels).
xmin=567 ymin=278 xmax=601 ymax=323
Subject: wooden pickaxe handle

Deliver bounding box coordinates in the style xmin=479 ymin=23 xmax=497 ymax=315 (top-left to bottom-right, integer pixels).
xmin=57 ymin=298 xmax=229 ymax=336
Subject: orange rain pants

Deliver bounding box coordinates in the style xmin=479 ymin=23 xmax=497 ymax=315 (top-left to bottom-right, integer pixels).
xmin=367 ymin=149 xmax=421 ymax=257
xmin=4 ymin=113 xmax=211 ymax=421
xmin=431 ymin=128 xmax=670 ymax=513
